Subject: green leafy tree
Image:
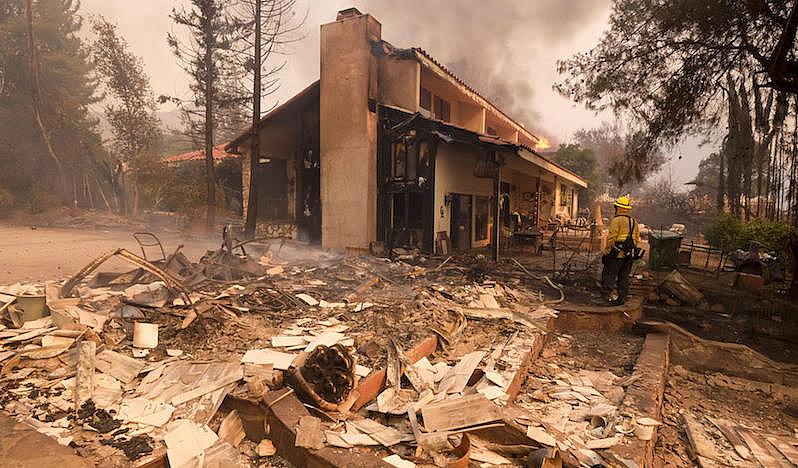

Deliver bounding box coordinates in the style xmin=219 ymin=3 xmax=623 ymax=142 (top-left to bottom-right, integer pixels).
xmin=91 ymin=16 xmax=161 ymax=215
xmin=556 ymin=0 xmax=795 ymax=185
xmin=551 ymin=143 xmax=601 ymax=208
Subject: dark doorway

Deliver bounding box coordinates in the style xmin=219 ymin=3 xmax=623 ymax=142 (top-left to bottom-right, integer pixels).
xmin=450 ymin=193 xmax=472 ymax=252
xmin=297 ymin=104 xmax=321 ymax=243
xmin=255 ymin=159 xmax=289 ymax=222
xmin=500 ymin=181 xmax=511 ymax=227
xmin=390 ymin=192 xmax=425 ymax=249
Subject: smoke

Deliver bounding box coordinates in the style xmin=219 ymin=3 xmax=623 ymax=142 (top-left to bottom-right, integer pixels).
xmin=355 ymin=0 xmax=610 ymax=142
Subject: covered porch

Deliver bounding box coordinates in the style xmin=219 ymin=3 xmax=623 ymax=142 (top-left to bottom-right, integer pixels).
xmin=376 ymin=105 xmax=587 ymax=258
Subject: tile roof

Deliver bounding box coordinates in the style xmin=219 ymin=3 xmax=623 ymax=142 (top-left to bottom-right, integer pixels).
xmin=162 ymin=145 xmax=237 ymax=163
xmin=410 ymin=47 xmax=541 ymax=145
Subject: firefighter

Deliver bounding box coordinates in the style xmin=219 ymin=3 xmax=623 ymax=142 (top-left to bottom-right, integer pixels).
xmin=601 ymin=195 xmax=641 ymax=306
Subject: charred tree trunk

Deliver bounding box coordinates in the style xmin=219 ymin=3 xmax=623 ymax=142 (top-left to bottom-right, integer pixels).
xmin=717 ymin=146 xmax=726 ymax=211
xmin=203 ymin=21 xmax=216 ymax=232
xmin=726 ymin=81 xmax=741 ymax=217
xmin=765 ymin=139 xmax=774 ymax=220
xmin=244 ymin=0 xmax=262 ymax=238
xmin=737 ymin=81 xmax=755 ymax=220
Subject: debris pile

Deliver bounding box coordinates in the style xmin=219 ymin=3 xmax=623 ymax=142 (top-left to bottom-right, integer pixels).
xmin=4 ymin=230 xmax=734 ymax=466
xmin=650 ymin=270 xmax=707 ymax=307
xmin=658 ymin=365 xmax=798 ymax=466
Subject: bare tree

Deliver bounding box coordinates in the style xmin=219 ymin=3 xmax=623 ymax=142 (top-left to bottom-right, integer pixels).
xmin=230 ymin=0 xmax=305 ymax=238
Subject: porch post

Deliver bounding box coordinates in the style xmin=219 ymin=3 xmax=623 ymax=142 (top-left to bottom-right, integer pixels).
xmin=492 ymin=152 xmax=501 ymax=262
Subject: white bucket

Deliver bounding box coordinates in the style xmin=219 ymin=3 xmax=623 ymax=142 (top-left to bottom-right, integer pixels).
xmin=634 ymin=422 xmax=655 ymax=441
xmin=133 ymin=322 xmax=158 ymax=349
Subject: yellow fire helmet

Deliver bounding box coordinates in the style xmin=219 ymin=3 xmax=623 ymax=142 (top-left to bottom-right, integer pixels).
xmin=614 ymin=194 xmax=632 ymax=209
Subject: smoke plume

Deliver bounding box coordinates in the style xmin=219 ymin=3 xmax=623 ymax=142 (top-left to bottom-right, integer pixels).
xmin=357 ymin=0 xmax=610 ymax=143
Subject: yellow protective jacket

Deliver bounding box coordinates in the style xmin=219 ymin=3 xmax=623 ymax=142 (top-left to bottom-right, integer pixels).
xmin=604 ymin=215 xmax=640 ymax=257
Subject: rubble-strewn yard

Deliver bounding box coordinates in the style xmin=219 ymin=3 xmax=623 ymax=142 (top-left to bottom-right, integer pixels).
xmin=0 ymin=233 xmax=796 ymax=467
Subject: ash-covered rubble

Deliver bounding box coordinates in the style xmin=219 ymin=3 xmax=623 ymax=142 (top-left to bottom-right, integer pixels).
xmin=0 ymin=234 xmax=652 ymax=467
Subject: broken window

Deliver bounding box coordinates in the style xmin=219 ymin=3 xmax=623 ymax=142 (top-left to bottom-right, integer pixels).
xmin=391 ymin=138 xmax=432 ymax=182
xmin=420 ymin=87 xmax=432 ymax=111
xmin=418 ymin=141 xmax=431 ymax=175
xmin=406 ymin=140 xmax=418 ymax=179
xmin=391 ymin=142 xmax=406 ymax=179
xmin=433 ymin=96 xmax=451 ymax=122
xmin=474 ymin=195 xmax=491 ymax=242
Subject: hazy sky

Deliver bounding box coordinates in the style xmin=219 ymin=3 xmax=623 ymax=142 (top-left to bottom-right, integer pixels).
xmin=78 ymin=0 xmax=707 ymax=187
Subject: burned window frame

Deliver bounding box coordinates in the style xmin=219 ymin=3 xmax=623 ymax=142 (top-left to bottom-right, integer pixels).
xmin=377 ymin=106 xmax=439 ymax=253
xmin=389 ymin=133 xmax=432 ymax=184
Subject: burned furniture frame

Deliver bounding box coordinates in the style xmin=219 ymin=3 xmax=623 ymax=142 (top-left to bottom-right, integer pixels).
xmin=377 ymin=105 xmax=511 ymax=259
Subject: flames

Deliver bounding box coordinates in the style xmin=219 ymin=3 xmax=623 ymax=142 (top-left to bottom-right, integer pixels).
xmin=534 ymin=136 xmax=551 ymax=151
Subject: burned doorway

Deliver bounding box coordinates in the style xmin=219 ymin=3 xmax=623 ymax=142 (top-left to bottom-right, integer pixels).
xmin=450 ymin=193 xmax=472 ymax=251
xmin=378 ymin=128 xmax=436 ymax=252
xmin=297 ymin=104 xmax=321 ymax=243
xmin=255 ymin=159 xmax=289 ymax=222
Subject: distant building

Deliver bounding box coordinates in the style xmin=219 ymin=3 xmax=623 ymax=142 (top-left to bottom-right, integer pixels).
xmin=162 ymin=145 xmax=238 ymax=165
xmin=162 ymin=144 xmax=242 ymax=214
xmin=226 ymin=8 xmax=586 ymax=253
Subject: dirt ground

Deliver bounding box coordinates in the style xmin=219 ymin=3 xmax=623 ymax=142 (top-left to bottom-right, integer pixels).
xmin=0 ymin=224 xmax=220 ymax=284
xmin=532 ymin=330 xmax=644 ymax=380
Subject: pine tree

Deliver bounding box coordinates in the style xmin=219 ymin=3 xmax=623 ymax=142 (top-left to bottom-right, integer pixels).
xmin=168 ymin=0 xmax=247 ymax=231
xmin=0 ymin=0 xmax=104 ymax=210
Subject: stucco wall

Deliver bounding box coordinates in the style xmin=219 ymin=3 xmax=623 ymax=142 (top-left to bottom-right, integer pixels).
xmin=320 ymin=14 xmax=381 ymax=251
xmin=458 ymin=102 xmax=485 ymax=134
xmin=378 ymin=55 xmax=419 ymax=110
xmin=240 ymin=111 xmax=298 ymax=230
xmin=434 ymin=143 xmax=493 ymax=249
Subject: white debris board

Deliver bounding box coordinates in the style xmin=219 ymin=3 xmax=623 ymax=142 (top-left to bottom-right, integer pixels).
xmin=421 ymin=393 xmax=500 ymax=432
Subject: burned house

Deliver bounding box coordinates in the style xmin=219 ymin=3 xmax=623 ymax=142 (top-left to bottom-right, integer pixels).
xmin=226 ymin=8 xmax=586 ymax=254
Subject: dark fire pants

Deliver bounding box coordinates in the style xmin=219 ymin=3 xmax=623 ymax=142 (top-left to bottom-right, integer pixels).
xmin=601 ymin=256 xmax=633 ymax=300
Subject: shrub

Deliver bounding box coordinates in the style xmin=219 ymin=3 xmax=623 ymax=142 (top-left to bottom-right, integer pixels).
xmin=703 ymin=213 xmax=743 ymax=251
xmin=740 ymin=218 xmax=793 ymax=255
xmin=0 ymin=186 xmax=14 ymax=214
xmin=704 ymin=213 xmax=793 ymax=256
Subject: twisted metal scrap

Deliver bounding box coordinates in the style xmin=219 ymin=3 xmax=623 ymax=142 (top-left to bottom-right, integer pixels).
xmin=300 ymin=344 xmax=355 ymax=404
xmin=60 ymin=248 xmax=196 ymax=328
